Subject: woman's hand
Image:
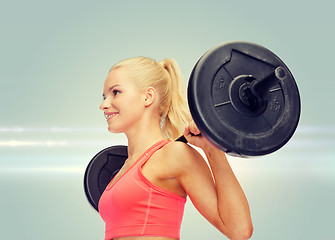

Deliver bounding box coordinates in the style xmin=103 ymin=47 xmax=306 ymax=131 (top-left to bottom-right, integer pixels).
xmin=183 ymin=120 xmax=216 ymax=152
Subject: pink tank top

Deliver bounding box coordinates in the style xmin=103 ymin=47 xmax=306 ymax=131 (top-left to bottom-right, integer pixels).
xmin=98 ymin=140 xmax=186 ymax=240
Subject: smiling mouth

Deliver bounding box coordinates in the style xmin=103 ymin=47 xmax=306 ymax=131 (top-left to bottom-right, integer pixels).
xmin=105 ymin=112 xmax=119 ymax=121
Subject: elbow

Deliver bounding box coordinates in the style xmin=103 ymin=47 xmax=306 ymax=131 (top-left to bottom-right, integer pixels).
xmin=240 ymin=225 xmax=253 ymax=240
xmin=227 ymin=224 xmax=253 ymax=240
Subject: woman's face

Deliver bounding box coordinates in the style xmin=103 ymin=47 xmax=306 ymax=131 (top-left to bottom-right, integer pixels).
xmin=100 ymin=67 xmax=146 ymax=133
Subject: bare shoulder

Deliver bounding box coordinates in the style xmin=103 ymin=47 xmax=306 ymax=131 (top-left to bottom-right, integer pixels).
xmin=164 ymin=141 xmax=203 ymax=160
xmin=161 ymin=141 xmax=208 ymax=175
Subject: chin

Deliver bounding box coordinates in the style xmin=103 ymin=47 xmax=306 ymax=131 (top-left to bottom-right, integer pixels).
xmin=107 ymin=125 xmax=124 ymax=134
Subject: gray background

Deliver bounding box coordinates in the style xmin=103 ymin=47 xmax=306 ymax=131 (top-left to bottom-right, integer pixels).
xmin=1 ymin=0 xmax=334 ymax=239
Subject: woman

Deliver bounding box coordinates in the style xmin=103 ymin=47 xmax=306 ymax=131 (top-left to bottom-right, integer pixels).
xmin=98 ymin=57 xmax=253 ymax=240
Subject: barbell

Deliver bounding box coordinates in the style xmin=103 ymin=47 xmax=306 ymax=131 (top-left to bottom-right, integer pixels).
xmin=84 ymin=41 xmax=301 ymax=211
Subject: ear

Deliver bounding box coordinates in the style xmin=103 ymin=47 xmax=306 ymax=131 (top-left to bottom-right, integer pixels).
xmin=144 ymin=87 xmax=156 ymax=107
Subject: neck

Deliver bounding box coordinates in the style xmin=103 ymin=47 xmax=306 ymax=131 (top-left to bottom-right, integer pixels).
xmin=125 ymin=117 xmax=165 ymax=160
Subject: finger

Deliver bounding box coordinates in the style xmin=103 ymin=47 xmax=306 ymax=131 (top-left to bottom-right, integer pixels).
xmin=183 ymin=126 xmax=190 ymax=136
xmin=189 ymin=120 xmax=201 ymax=135
xmin=184 ymin=126 xmax=194 ymax=138
xmin=183 ymin=126 xmax=195 ymax=143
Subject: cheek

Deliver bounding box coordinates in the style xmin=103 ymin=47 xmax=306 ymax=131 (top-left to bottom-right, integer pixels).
xmin=112 ymin=95 xmax=142 ymax=118
xmin=124 ymin=94 xmax=144 ymax=109
xmin=111 ymin=95 xmax=128 ymax=109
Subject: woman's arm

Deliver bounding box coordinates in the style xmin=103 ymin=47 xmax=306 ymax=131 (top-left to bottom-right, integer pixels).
xmin=175 ymin=121 xmax=253 ymax=240
xmin=202 ymin=145 xmax=253 ymax=239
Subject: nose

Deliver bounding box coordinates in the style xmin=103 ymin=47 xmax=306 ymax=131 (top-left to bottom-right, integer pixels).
xmin=99 ymin=97 xmax=111 ymax=111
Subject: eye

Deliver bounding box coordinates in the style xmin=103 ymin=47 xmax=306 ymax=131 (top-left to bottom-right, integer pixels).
xmin=113 ymin=90 xmax=120 ymax=96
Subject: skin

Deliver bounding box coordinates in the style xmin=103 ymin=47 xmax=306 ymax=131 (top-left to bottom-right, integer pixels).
xmin=100 ymin=67 xmax=253 ymax=240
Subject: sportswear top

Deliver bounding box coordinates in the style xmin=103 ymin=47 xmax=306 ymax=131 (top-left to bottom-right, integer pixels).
xmin=98 ymin=139 xmax=186 ymax=240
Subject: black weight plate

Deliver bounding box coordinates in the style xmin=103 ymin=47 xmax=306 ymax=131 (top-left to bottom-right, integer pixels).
xmin=84 ymin=145 xmax=128 ymax=211
xmin=188 ymin=41 xmax=300 ymax=156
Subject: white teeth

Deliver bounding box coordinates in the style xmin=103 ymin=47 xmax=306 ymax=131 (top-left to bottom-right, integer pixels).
xmin=105 ymin=113 xmax=118 ymax=120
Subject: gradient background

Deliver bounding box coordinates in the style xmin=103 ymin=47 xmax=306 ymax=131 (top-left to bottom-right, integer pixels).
xmin=1 ymin=0 xmax=334 ymax=239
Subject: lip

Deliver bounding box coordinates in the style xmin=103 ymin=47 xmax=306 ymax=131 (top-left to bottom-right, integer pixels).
xmin=104 ymin=112 xmax=119 ymax=122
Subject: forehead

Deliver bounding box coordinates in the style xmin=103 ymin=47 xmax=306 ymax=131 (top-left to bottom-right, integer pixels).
xmin=102 ymin=67 xmax=141 ymax=97
xmin=104 ymin=67 xmax=134 ymax=88
xmin=105 ymin=67 xmax=128 ymax=84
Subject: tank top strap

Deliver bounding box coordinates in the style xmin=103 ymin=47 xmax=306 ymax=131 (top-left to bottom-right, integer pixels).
xmin=137 ymin=139 xmax=170 ymax=166
xmin=105 ymin=139 xmax=170 ymax=191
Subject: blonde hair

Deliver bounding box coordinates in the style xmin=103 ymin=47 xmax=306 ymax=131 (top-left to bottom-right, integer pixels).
xmin=111 ymin=57 xmax=191 ymax=140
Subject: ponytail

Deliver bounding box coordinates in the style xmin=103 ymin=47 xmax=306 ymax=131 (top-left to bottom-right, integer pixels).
xmin=158 ymin=59 xmax=192 ymax=140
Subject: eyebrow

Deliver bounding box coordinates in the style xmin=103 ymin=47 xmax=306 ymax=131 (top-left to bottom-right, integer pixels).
xmin=102 ymin=84 xmax=121 ymax=98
